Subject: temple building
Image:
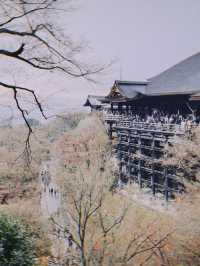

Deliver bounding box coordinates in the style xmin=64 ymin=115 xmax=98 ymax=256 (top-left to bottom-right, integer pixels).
xmin=106 ymin=52 xmax=200 ymax=121
xmin=83 ymin=95 xmax=109 ymax=111
xmin=84 ymin=52 xmax=200 ymax=200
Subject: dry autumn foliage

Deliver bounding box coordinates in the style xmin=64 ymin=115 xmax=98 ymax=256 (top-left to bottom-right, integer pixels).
xmin=0 ymin=113 xmax=89 ymax=264
xmin=51 ymin=115 xmax=171 ymax=266
xmin=164 ymin=126 xmax=200 ymax=185
xmin=2 ymin=114 xmax=200 ymax=265
xmin=50 ymin=115 xmax=200 ymax=266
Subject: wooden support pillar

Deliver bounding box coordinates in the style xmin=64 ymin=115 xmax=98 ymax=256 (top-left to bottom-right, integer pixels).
xmin=138 ymin=132 xmax=142 ymax=188
xmin=139 ymin=133 xmax=142 ymax=154
xmin=151 ymin=133 xmax=155 ymax=151
xmin=130 ymin=105 xmax=133 ymax=115
xmin=151 ymin=166 xmax=156 ymax=196
xmin=126 ymin=104 xmax=129 ymax=115
xmin=165 ymin=134 xmax=169 ymax=146
xmin=151 ymin=133 xmax=156 ymax=196
xmin=111 ymin=102 xmax=113 ymax=113
xmin=117 ymin=103 xmax=120 ymax=114
xmin=117 ymin=133 xmax=121 ymax=159
xmin=127 ymin=129 xmax=131 ymax=182
xmin=164 ymin=167 xmax=169 ymax=201
xmin=119 ymin=160 xmax=123 ymax=178
xmin=118 ymin=145 xmax=123 ymax=183
xmin=109 ymin=122 xmax=113 ymax=140
xmin=138 ymin=160 xmax=142 ymax=188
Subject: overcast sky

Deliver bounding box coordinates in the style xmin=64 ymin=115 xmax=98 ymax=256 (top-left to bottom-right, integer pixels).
xmin=1 ymin=0 xmax=200 ymax=120
xmin=51 ymin=0 xmax=200 ymax=102
xmin=50 ymin=0 xmax=200 ymax=109
xmin=73 ymin=0 xmax=200 ymax=80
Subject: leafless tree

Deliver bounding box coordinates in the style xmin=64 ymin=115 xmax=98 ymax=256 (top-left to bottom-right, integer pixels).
xmin=51 ymin=184 xmax=170 ymax=266
xmin=50 ymin=168 xmax=170 ymax=266
xmin=0 ymin=0 xmax=108 ymax=160
xmin=47 ymin=115 xmax=171 ymax=266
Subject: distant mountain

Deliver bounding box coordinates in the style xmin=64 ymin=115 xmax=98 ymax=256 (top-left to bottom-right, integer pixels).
xmin=0 ymin=92 xmax=89 ymax=126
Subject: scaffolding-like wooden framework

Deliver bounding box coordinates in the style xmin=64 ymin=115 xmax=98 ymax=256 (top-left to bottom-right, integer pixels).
xmin=113 ymin=123 xmax=186 ymax=201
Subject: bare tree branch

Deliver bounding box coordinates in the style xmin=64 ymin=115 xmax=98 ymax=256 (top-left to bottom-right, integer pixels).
xmin=0 ymin=0 xmax=110 ymax=162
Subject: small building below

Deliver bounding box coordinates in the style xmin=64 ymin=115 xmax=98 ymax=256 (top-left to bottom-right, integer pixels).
xmin=83 ymin=95 xmax=109 ymax=111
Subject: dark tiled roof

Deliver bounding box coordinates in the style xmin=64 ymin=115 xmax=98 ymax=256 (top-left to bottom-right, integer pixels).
xmin=113 ymin=80 xmax=148 ymax=99
xmin=83 ymin=95 xmax=106 ymax=107
xmin=86 ymin=53 xmax=200 ymax=105
xmin=147 ymin=52 xmax=200 ymax=96
xmin=190 ymin=92 xmax=200 ymax=101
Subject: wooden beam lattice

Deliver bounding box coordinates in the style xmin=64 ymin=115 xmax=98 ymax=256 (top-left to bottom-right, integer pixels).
xmin=115 ymin=125 xmax=185 ymax=201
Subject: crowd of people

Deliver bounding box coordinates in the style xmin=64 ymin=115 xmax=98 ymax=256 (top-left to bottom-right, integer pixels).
xmin=129 ymin=110 xmax=197 ymax=131
xmin=107 ymin=107 xmax=199 ymax=132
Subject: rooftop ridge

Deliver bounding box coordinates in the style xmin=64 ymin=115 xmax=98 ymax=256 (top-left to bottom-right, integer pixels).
xmin=115 ymin=80 xmax=148 ymax=85
xmin=88 ymin=94 xmax=105 ymax=97
xmin=148 ymin=52 xmax=200 ymax=81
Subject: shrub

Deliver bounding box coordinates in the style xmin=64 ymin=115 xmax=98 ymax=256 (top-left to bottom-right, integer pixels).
xmin=165 ymin=127 xmax=200 ymax=183
xmin=0 ymin=214 xmax=37 ymax=266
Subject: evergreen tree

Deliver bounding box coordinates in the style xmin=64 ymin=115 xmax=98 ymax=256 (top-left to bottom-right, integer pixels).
xmin=0 ymin=215 xmax=37 ymax=266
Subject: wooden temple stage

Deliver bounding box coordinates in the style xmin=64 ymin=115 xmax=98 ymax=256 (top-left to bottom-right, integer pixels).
xmin=84 ymin=53 xmax=200 ymax=200
xmin=105 ymin=117 xmax=186 ymax=201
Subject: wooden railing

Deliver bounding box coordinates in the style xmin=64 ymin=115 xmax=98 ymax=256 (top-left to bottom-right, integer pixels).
xmin=104 ymin=114 xmax=123 ymax=122
xmin=115 ymin=121 xmax=186 ymax=135
xmin=104 ymin=114 xmax=190 ymax=134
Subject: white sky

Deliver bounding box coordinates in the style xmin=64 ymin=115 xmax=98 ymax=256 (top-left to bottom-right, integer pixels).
xmin=1 ymin=0 xmax=200 ymax=120
xmin=73 ymin=0 xmax=200 ymax=80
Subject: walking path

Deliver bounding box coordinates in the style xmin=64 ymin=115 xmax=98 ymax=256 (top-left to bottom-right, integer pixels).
xmin=39 ymin=162 xmax=61 ymax=218
xmin=39 ymin=161 xmax=78 ymax=264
